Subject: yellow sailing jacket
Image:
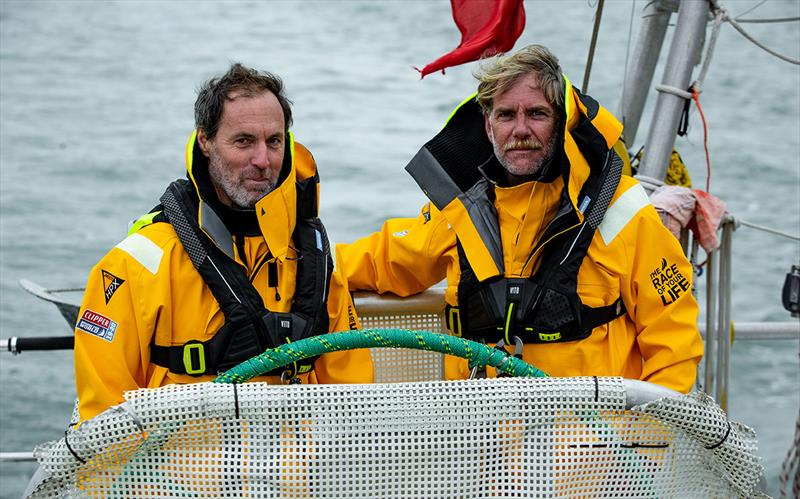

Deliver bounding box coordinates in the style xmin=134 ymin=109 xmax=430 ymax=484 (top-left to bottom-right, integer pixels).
xmin=75 ymin=132 xmax=372 ymax=421
xmin=338 ymin=80 xmax=703 ymax=393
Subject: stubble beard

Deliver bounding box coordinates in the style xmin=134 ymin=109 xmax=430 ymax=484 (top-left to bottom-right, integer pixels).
xmin=493 ymin=132 xmax=559 ymax=178
xmin=207 ymin=149 xmax=276 ymax=209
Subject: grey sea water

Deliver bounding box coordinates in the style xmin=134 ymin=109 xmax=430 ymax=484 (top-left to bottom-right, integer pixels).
xmin=0 ymin=0 xmax=798 ymax=497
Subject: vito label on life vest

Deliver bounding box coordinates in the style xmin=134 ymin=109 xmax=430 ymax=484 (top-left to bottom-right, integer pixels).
xmin=76 ymin=309 xmax=118 ymax=342
xmin=650 ymin=258 xmax=690 ymax=306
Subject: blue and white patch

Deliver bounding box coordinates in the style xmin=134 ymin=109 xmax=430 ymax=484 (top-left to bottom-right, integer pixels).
xmin=578 ymin=196 xmax=591 ymax=214
xmin=76 ymin=309 xmax=118 ymax=342
xmin=315 ymin=229 xmax=323 ymax=251
xmin=393 ymin=230 xmax=409 ymax=238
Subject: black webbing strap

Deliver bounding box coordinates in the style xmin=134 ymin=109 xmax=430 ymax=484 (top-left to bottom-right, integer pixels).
xmin=151 ymin=339 xmax=213 ymax=376
xmin=580 ymin=297 xmax=627 ymax=331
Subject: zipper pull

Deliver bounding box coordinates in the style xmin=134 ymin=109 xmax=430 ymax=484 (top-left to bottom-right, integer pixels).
xmin=268 ymin=260 xmax=281 ymax=301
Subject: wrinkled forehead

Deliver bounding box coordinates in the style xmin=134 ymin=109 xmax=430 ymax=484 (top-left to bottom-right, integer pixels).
xmin=491 ymin=74 xmax=552 ymax=109
xmin=492 ymin=71 xmax=562 ymax=113
xmin=217 ymin=90 xmax=285 ymax=132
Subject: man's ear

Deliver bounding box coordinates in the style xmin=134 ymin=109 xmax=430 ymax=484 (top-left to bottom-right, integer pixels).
xmin=196 ymin=129 xmax=211 ymax=157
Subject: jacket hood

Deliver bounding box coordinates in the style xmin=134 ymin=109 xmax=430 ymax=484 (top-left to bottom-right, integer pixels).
xmin=405 ymin=74 xmax=623 ymax=281
xmin=183 ymin=129 xmax=300 ymax=261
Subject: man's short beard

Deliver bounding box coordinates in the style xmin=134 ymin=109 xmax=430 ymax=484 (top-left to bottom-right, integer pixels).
xmin=207 ymin=150 xmax=276 ymax=209
xmin=494 ymin=133 xmax=558 ymax=178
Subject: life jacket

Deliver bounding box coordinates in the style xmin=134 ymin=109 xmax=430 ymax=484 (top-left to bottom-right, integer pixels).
xmin=145 ymin=131 xmax=332 ymax=377
xmin=405 ymin=77 xmax=627 ymax=346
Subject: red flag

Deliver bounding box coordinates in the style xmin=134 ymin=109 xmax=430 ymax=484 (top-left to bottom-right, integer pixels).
xmin=418 ymin=0 xmax=526 ymax=78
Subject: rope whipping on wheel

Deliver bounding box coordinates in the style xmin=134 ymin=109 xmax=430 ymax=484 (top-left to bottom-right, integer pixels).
xmin=214 ymin=328 xmax=548 ymax=383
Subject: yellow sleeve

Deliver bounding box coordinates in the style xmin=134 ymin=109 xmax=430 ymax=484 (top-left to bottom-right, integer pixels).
xmin=74 ymin=246 xmax=154 ymax=421
xmin=336 ymin=203 xmax=454 ymax=296
xmin=311 ymin=269 xmax=374 ymax=383
xmin=621 ymin=203 xmax=704 ymax=393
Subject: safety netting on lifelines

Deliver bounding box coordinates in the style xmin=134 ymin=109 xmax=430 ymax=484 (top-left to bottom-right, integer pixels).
xmin=26 ymin=329 xmax=765 ymax=498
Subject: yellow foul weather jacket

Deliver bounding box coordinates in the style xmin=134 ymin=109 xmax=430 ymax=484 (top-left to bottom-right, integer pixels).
xmin=338 ymin=81 xmax=703 ymax=393
xmin=74 ymin=132 xmax=372 ymax=421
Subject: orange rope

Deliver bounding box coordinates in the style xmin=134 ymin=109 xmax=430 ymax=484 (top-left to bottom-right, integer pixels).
xmin=691 ymin=87 xmax=711 ymax=192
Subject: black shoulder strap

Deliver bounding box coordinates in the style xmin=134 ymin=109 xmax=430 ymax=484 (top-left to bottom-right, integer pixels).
xmin=159 ymin=180 xmax=265 ymax=322
xmin=525 ymin=149 xmax=626 ymax=336
xmin=150 ymin=179 xmax=332 ymax=376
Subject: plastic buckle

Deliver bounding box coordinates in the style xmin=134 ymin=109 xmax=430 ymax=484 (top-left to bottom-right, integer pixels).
xmin=446 ymin=306 xmax=461 ymax=337
xmin=538 ymin=331 xmax=562 ymax=342
xmin=182 ymin=342 xmax=206 ymax=375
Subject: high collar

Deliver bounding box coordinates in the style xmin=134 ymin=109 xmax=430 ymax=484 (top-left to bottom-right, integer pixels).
xmin=405 ymin=75 xmax=623 ymax=283
xmin=183 ymin=129 xmax=298 ymax=260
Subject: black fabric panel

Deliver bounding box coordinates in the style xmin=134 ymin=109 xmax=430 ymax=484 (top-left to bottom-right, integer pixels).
xmin=422 ymin=98 xmax=493 ymax=193
xmin=571 ymin=113 xmax=609 ymax=175
xmin=295 ymin=176 xmax=319 ymax=219
xmin=191 ymin=143 xmax=218 ymax=205
xmin=276 ymin=138 xmax=293 ymax=186
xmin=290 ymin=217 xmax=332 ymax=336
xmin=575 ymin=87 xmax=600 ymax=120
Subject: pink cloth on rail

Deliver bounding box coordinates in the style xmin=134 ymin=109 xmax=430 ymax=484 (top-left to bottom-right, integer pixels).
xmin=650 ymin=186 xmax=728 ymax=252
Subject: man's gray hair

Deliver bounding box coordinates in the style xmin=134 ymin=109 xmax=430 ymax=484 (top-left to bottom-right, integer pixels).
xmin=474 ymin=44 xmax=564 ymax=114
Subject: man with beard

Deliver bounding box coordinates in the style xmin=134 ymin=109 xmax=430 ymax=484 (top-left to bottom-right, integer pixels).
xmin=73 ymin=64 xmax=372 ymax=422
xmin=338 ymin=45 xmax=703 ymax=393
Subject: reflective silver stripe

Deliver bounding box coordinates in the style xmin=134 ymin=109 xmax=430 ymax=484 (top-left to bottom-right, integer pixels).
xmin=406 ymin=147 xmax=504 ymax=274
xmin=200 ymin=202 xmax=235 ymax=260
xmin=461 ymin=178 xmax=504 ymax=274
xmin=405 ymin=147 xmax=461 ymax=210
xmin=115 ymin=233 xmax=164 ymax=275
xmin=598 ymin=183 xmax=651 ymax=245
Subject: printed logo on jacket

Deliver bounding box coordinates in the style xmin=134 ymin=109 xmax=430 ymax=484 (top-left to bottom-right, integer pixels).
xmin=102 ymin=269 xmax=125 ymax=304
xmin=650 ymin=258 xmax=690 ymax=306
xmin=76 ymin=309 xmax=118 ymax=342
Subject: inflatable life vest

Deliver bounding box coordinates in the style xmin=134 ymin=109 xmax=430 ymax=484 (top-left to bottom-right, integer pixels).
xmin=146 ymin=133 xmax=332 ymax=378
xmin=406 ymin=78 xmax=627 ymax=346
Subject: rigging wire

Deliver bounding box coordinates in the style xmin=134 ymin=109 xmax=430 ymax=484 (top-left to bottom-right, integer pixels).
xmin=725 ymin=14 xmax=800 ymax=65
xmin=582 ymin=0 xmax=605 ymax=93
xmin=737 ymin=220 xmax=800 ymax=242
xmin=620 ymin=0 xmax=637 ymax=133
xmin=694 ymin=6 xmax=725 ymax=93
xmin=733 ymin=0 xmax=767 ymax=20
xmin=735 ymin=16 xmax=800 ymax=24
xmin=712 ymin=1 xmax=800 ymax=65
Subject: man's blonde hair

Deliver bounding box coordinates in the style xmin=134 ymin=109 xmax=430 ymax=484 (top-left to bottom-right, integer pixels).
xmin=475 ymin=44 xmax=564 ymax=115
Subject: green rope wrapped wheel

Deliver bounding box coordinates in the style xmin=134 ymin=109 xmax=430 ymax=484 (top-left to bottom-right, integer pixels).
xmin=214 ymin=328 xmax=548 ymax=383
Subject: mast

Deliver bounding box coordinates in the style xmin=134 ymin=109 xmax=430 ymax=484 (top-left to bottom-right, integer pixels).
xmin=635 ymin=0 xmax=710 ymax=192
xmin=618 ymin=0 xmax=673 ymax=147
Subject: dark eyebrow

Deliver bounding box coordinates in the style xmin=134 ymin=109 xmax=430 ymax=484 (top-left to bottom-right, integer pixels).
xmin=493 ymin=105 xmax=514 ymax=114
xmin=231 ymin=132 xmax=255 ymax=140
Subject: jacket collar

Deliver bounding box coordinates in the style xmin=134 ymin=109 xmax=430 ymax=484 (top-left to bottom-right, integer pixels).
xmin=405 ymin=75 xmax=623 ymax=282
xmin=184 ymin=129 xmax=297 ymax=261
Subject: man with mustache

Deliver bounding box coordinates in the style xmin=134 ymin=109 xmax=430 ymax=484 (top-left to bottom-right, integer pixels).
xmin=73 ymin=63 xmax=372 ymax=422
xmin=338 ymin=45 xmax=703 ymax=393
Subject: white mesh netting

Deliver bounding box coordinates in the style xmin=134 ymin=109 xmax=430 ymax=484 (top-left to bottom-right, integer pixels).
xmin=360 ymin=312 xmax=444 ymax=382
xmin=27 ymin=377 xmax=764 ymax=498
